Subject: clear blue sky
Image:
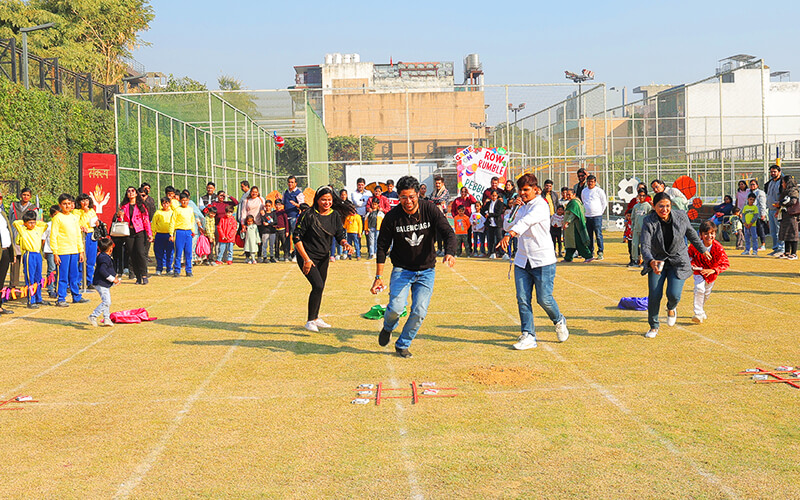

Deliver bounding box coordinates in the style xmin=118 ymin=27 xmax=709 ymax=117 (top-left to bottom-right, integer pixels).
xmin=133 ymin=0 xmax=799 ymax=92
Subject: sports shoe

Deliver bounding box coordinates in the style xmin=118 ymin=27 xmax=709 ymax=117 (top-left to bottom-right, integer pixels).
xmin=740 ymin=250 xmax=750 ymax=256
xmin=759 ymin=245 xmax=766 ymax=251
xmin=379 ymin=327 xmax=391 ymax=347
xmin=489 ymin=253 xmax=496 ymax=259
xmin=27 ymin=303 xmax=40 ymax=309
xmin=596 ymin=253 xmax=604 ymax=261
xmin=692 ymin=314 xmax=704 ymax=324
xmin=304 ymin=321 xmax=319 ymax=332
xmin=73 ymin=298 xmax=90 ymax=304
xmin=395 ymin=347 xmax=413 ymax=358
xmin=584 ymin=257 xmax=595 ymax=263
xmin=666 ymin=309 xmax=677 ymax=327
xmin=142 ymin=277 xmax=149 ymax=285
xmin=173 ymin=272 xmax=180 ymax=277
xmin=215 ymin=261 xmax=223 ymax=265
xmin=501 ymin=253 xmax=510 ymax=261
xmin=767 ymin=249 xmax=780 ymax=256
xmin=270 ymin=257 xmax=277 ymax=263
xmin=314 ymin=318 xmax=331 ymax=328
xmin=329 ymin=256 xmax=335 ymax=262
xmin=55 ymin=301 xmax=69 ymax=308
xmin=227 ymin=261 xmax=233 ymax=265
xmin=555 ymin=317 xmax=569 ymax=342
xmin=645 ymin=328 xmax=658 ymax=338
xmin=88 ymin=315 xmax=98 ymax=327
xmin=186 ymin=272 xmax=193 ymax=277
xmin=103 ymin=318 xmax=113 ymax=327
xmin=787 ymin=254 xmax=798 ymax=260
xmin=513 ymin=332 xmax=537 ymax=350
xmin=155 ymin=271 xmax=162 ymax=276
xmin=753 ymin=250 xmax=758 ymax=256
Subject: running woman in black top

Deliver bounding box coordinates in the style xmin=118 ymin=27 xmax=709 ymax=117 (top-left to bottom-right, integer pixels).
xmin=293 ymin=186 xmax=354 ymax=332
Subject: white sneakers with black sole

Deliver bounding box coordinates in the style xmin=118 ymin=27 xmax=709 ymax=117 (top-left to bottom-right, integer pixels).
xmin=555 ymin=318 xmax=569 ymax=342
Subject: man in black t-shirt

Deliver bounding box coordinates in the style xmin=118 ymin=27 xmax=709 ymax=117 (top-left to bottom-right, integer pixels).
xmin=371 ymin=176 xmax=456 ymax=358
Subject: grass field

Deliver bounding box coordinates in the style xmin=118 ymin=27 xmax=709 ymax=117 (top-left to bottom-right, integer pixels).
xmin=1 ymin=240 xmax=799 ymax=498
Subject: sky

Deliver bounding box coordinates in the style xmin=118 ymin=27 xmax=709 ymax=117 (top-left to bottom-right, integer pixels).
xmin=133 ymin=0 xmax=799 ymax=95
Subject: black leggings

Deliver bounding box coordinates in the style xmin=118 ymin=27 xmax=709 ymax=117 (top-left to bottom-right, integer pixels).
xmin=126 ymin=230 xmax=148 ymax=279
xmin=786 ymin=241 xmax=798 ymax=255
xmin=0 ymin=247 xmax=11 ymax=307
xmin=297 ymin=254 xmax=329 ymax=322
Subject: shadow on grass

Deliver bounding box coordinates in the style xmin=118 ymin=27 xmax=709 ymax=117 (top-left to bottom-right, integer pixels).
xmin=173 ymin=338 xmax=380 ymax=355
xmin=18 ymin=316 xmax=92 ymax=331
xmin=156 ymin=316 xmax=311 ymax=336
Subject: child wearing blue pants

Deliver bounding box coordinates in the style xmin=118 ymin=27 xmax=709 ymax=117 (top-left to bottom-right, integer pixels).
xmin=74 ymin=194 xmax=98 ymax=289
xmin=13 ymin=211 xmax=48 ymax=308
xmin=50 ymin=194 xmax=88 ymax=306
xmin=152 ymin=197 xmax=174 ymax=275
xmin=169 ymin=193 xmax=196 ymax=277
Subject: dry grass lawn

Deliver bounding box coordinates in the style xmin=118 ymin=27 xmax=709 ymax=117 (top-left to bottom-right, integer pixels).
xmin=1 ymin=240 xmax=798 ymax=498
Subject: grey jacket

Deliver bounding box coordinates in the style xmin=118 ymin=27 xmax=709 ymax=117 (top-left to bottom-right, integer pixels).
xmin=640 ymin=209 xmax=707 ymax=279
xmin=750 ymin=188 xmax=767 ymax=217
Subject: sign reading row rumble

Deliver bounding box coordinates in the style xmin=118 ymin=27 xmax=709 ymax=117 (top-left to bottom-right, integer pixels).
xmin=454 ymin=146 xmax=508 ymax=199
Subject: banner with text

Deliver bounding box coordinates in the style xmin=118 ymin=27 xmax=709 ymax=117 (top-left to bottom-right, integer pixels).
xmin=454 ymin=146 xmax=508 ymax=199
xmin=78 ymin=153 xmax=118 ymax=227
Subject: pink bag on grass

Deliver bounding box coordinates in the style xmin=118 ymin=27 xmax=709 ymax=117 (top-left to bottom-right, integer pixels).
xmin=110 ymin=308 xmax=157 ymax=324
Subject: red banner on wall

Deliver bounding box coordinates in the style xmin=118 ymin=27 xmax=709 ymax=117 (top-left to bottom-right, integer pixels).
xmin=78 ymin=153 xmax=118 ymax=227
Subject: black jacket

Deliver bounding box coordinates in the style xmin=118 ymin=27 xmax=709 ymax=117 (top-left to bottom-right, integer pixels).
xmin=481 ymin=199 xmax=506 ymax=229
xmin=93 ymin=253 xmax=116 ymax=288
xmin=377 ymin=199 xmax=456 ymax=271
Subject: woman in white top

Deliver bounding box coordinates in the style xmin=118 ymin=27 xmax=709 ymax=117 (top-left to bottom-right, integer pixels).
xmin=0 ymin=193 xmax=17 ymax=314
xmin=498 ymin=173 xmax=569 ymax=350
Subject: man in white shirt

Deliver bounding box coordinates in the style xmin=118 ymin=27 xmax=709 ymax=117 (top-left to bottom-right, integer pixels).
xmin=499 ymin=173 xmax=569 ymax=350
xmin=350 ymin=177 xmax=371 ymax=221
xmin=581 ymin=174 xmax=608 ymax=260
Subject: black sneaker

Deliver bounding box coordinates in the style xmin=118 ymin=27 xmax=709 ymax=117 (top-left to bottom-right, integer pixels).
xmin=379 ymin=327 xmax=391 ymax=347
xmin=55 ymin=301 xmax=69 ymax=308
xmin=269 ymin=257 xmax=277 ymax=263
xmin=73 ymin=298 xmax=90 ymax=304
xmin=27 ymin=303 xmax=40 ymax=309
xmin=0 ymin=308 xmax=14 ymax=314
xmin=142 ymin=276 xmax=149 ymax=285
xmin=395 ymin=347 xmax=412 ymax=358
xmin=173 ymin=272 xmax=180 ymax=278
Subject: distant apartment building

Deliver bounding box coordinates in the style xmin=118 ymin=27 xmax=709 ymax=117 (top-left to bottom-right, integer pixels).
xmin=292 ymin=53 xmax=486 ymax=162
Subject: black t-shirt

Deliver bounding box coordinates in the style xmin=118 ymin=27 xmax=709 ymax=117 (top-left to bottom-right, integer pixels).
xmin=660 ymin=217 xmax=674 ymax=252
xmin=377 ymin=199 xmax=456 ymax=271
xmin=292 ymin=209 xmax=345 ymax=261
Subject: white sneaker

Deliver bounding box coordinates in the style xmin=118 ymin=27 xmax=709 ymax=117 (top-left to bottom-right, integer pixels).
xmin=304 ymin=321 xmax=319 ymax=332
xmin=103 ymin=318 xmax=113 ymax=327
xmin=645 ymin=328 xmax=658 ymax=338
xmin=314 ymin=318 xmax=331 ymax=328
xmin=88 ymin=315 xmax=98 ymax=327
xmin=513 ymin=332 xmax=537 ymax=350
xmin=691 ymin=314 xmax=704 ymax=324
xmin=555 ymin=317 xmax=569 ymax=342
xmin=489 ymin=253 xmax=497 ymax=259
xmin=759 ymin=245 xmax=766 ymax=251
xmin=666 ymin=309 xmax=677 ymax=327
xmin=501 ymin=254 xmax=510 ymax=261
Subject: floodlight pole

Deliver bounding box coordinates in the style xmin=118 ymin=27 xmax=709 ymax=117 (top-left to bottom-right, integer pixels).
xmin=20 ymin=23 xmax=55 ymax=90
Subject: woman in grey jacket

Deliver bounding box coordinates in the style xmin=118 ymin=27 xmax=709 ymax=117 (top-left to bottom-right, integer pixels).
xmin=640 ymin=192 xmax=710 ymax=338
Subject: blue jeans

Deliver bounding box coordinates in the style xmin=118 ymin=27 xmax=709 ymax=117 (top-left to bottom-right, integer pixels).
xmin=769 ymin=209 xmax=784 ymax=251
xmin=367 ymin=229 xmax=379 ymax=256
xmin=472 ymin=231 xmax=484 ymax=254
xmin=585 ymin=216 xmax=604 ymax=255
xmin=347 ymin=233 xmax=361 ymax=258
xmin=90 ymin=286 xmax=111 ymax=321
xmin=384 ymin=267 xmax=436 ymax=349
xmin=217 ymin=242 xmax=234 ymax=262
xmin=744 ymin=225 xmax=758 ymax=252
xmin=514 ymin=262 xmax=562 ymax=336
xmin=647 ymin=265 xmax=686 ymax=329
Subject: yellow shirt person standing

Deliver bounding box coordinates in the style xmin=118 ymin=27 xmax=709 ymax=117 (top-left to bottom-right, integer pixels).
xmin=50 ymin=194 xmax=87 ymax=305
xmin=169 ymin=195 xmax=196 ymax=277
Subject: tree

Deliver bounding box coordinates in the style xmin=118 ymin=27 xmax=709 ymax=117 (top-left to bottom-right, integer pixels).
xmin=218 ymin=74 xmax=243 ymax=91
xmin=0 ymin=0 xmax=154 ymax=86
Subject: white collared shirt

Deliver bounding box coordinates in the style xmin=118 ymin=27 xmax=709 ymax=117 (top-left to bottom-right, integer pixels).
xmin=504 ymin=196 xmax=556 ymax=269
xmin=0 ymin=214 xmax=11 ymax=248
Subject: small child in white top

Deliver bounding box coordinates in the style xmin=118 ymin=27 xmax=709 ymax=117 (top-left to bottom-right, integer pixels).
xmin=550 ymin=206 xmax=565 ymax=256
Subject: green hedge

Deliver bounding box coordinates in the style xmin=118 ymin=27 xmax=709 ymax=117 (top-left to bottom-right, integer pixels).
xmin=0 ymin=78 xmax=114 ymax=210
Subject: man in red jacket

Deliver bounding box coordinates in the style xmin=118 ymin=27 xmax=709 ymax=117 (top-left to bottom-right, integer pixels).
xmin=688 ymin=220 xmax=729 ymax=324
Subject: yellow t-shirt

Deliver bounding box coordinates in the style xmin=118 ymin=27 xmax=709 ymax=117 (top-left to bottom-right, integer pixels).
xmin=169 ymin=206 xmax=196 ymax=236
xmin=170 ymin=198 xmax=180 ymax=210
xmin=344 ymin=214 xmax=362 ymax=234
xmin=13 ymin=220 xmax=47 ymax=253
xmin=152 ymin=209 xmax=173 ymax=234
xmin=49 ymin=212 xmax=84 ymax=255
xmin=73 ymin=208 xmax=98 ymax=234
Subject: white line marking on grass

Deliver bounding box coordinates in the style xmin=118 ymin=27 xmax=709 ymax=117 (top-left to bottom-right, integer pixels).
xmin=113 ymin=267 xmax=292 ymax=500
xmin=386 ymin=362 xmax=425 ymax=500
xmin=736 ymin=269 xmax=800 ymax=287
xmin=0 ymin=308 xmax=42 ymax=327
xmin=0 ymin=267 xmax=224 ymax=400
xmin=448 ymin=267 xmax=741 ymax=499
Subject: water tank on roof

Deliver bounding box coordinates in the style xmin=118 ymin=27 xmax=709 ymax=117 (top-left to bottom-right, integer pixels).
xmin=353 ymin=53 xmax=360 ymax=62
xmin=334 ymin=53 xmax=342 ymax=64
xmin=465 ymin=53 xmax=481 ymax=71
xmin=343 ymin=54 xmax=352 ymax=63
xmin=325 ymin=53 xmax=333 ymax=65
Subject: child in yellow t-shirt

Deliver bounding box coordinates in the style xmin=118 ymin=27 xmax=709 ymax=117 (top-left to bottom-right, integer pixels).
xmin=344 ymin=212 xmax=363 ymax=260
xmin=13 ymin=210 xmax=48 ymax=308
xmin=741 ymin=193 xmax=760 ymax=256
xmin=50 ymin=194 xmax=87 ymax=306
xmin=151 ymin=197 xmax=174 ymax=275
